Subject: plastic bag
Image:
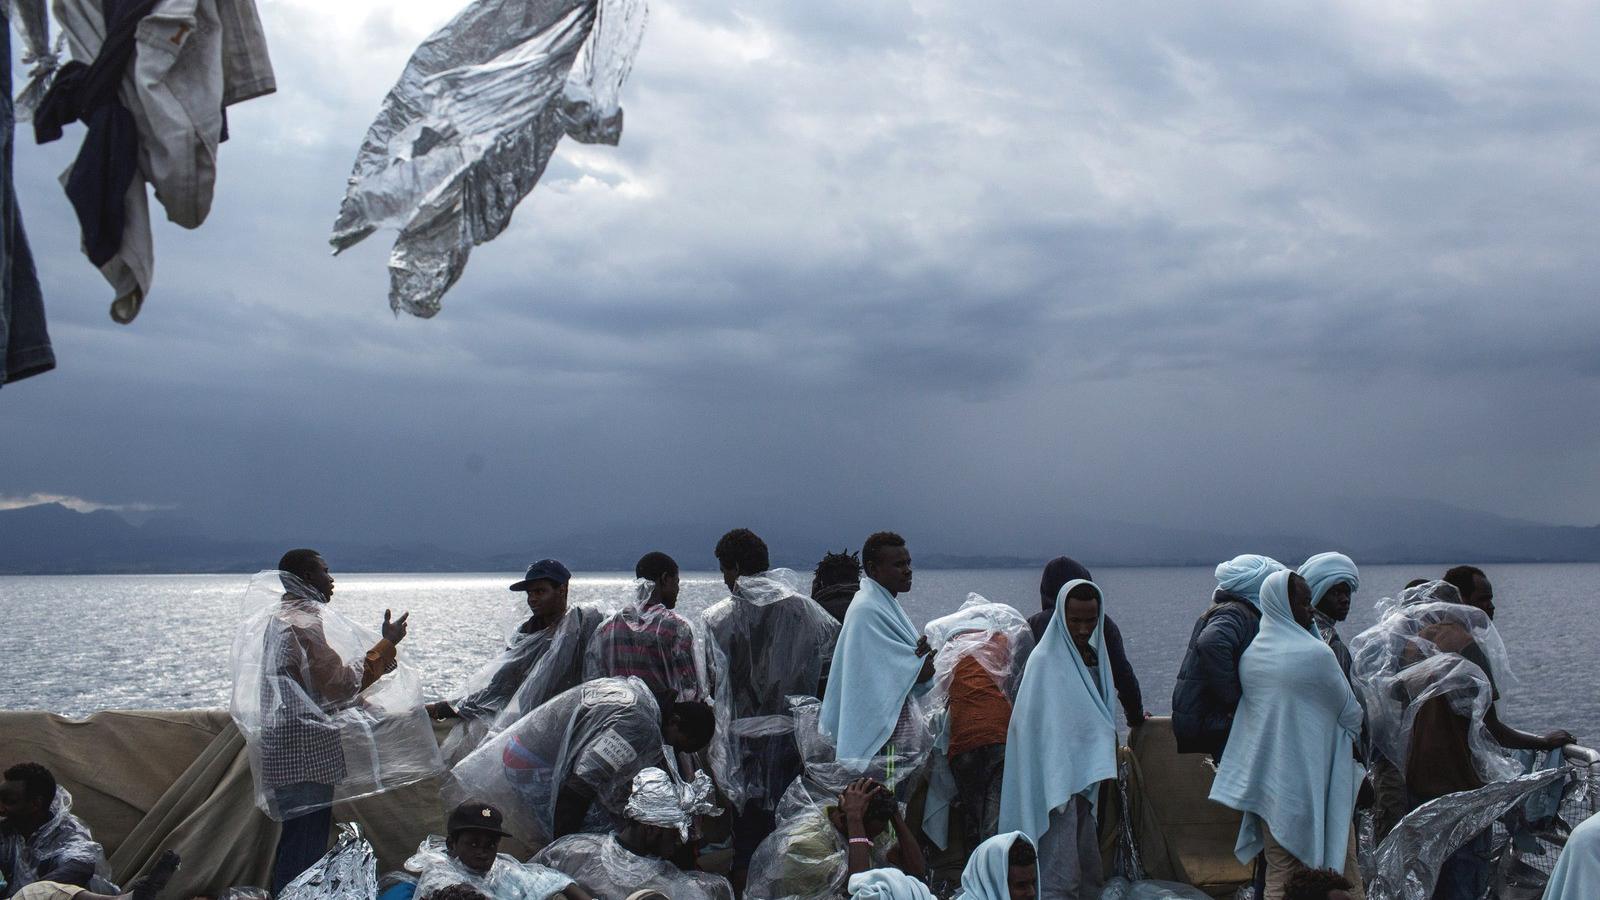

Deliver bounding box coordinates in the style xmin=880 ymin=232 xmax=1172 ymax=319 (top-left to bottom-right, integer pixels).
xmin=585 ymin=579 xmax=705 ymax=702
xmin=0 ymin=786 xmax=116 ymax=894
xmin=533 ymin=833 xmax=733 ymax=899
xmin=700 ymin=570 xmax=841 ymax=810
xmin=1349 ymin=593 xmax=1520 ymax=786
xmin=745 ymin=806 xmax=893 ymax=900
xmin=280 ymin=824 xmax=378 ymax=900
xmin=329 ymin=0 xmax=647 ymax=317
xmin=404 ymin=836 xmax=573 ymax=900
xmin=230 ymin=572 xmax=443 ymax=821
xmin=447 ymin=677 xmax=670 ymax=846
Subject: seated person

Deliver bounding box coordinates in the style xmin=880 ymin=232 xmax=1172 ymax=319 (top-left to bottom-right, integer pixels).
xmin=954 ymin=832 xmax=1038 ymax=900
xmin=396 ymin=801 xmax=589 ymax=900
xmin=745 ymin=779 xmax=927 ymax=900
xmin=1284 ymin=869 xmax=1357 ymax=900
xmin=1 ymin=765 xmax=111 ymax=897
xmin=533 ymin=769 xmax=732 ymax=900
xmin=847 ymin=869 xmax=936 ymax=899
xmin=450 ymin=677 xmax=715 ymax=844
xmin=4 ymin=851 xmax=178 ymax=900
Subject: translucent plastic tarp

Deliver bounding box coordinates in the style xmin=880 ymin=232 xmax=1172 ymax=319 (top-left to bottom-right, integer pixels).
xmin=281 ymin=824 xmax=378 ymax=900
xmin=329 ymin=0 xmax=647 ymax=317
xmin=745 ymin=806 xmax=894 ymax=900
xmin=404 ymin=835 xmax=573 ymax=900
xmin=532 ymin=832 xmax=734 ymax=900
xmin=1097 ymin=877 xmax=1211 ymax=900
xmin=776 ymin=699 xmax=928 ymax=825
xmin=921 ymin=594 xmax=1034 ymax=724
xmin=699 ymin=570 xmax=841 ymax=810
xmin=584 ymin=579 xmax=705 ymax=703
xmin=447 ymin=677 xmax=670 ymax=846
xmin=1368 ymin=767 xmax=1570 ymax=900
xmin=622 ymin=767 xmax=721 ymax=840
xmin=1349 ymin=591 xmax=1519 ymax=785
xmin=0 ymin=787 xmax=115 ymax=896
xmin=230 ymin=571 xmax=443 ymax=821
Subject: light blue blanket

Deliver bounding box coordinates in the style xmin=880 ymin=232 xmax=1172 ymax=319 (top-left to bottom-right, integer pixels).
xmin=820 ymin=576 xmax=926 ymax=764
xmin=1208 ymin=569 xmax=1364 ymax=870
xmin=1298 ymin=551 xmax=1359 ymax=607
xmin=955 ymin=832 xmax=1034 ymax=900
xmin=847 ymin=868 xmax=937 ymax=899
xmin=1213 ymin=554 xmax=1285 ymax=608
xmin=1542 ymin=808 xmax=1600 ymax=900
xmin=998 ymin=578 xmax=1117 ymax=846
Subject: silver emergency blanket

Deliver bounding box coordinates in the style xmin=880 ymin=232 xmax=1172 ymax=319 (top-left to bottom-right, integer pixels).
xmin=7 ymin=0 xmax=55 ymax=120
xmin=622 ymin=767 xmax=721 ymax=840
xmin=229 ymin=572 xmax=443 ymax=821
xmin=532 ymin=833 xmax=734 ymax=900
xmin=330 ymin=0 xmax=647 ymax=317
xmin=1367 ymin=767 xmax=1570 ymax=900
xmin=0 ymin=787 xmax=115 ymax=897
xmin=447 ymin=677 xmax=669 ymax=846
xmin=1097 ymin=877 xmax=1211 ymax=900
xmin=404 ymin=835 xmax=573 ymax=900
xmin=776 ymin=699 xmax=927 ymax=825
xmin=745 ymin=805 xmax=894 ymax=900
xmin=700 ymin=570 xmax=841 ymax=811
xmin=439 ymin=602 xmax=607 ymax=763
xmin=281 ymin=824 xmax=378 ymax=900
xmin=584 ymin=580 xmax=705 ymax=702
xmin=1349 ymin=589 xmax=1519 ymax=785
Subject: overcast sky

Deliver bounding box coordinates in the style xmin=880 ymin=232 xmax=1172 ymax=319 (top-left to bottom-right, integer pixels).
xmin=3 ymin=0 xmax=1598 ymax=556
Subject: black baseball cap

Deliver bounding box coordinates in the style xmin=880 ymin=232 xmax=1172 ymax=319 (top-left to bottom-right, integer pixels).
xmin=509 ymin=559 xmax=571 ymax=591
xmin=447 ymin=801 xmax=513 ymax=838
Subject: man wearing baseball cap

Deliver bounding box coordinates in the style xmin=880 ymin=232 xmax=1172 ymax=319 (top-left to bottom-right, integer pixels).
xmin=428 ymin=561 xmax=605 ymax=744
xmin=396 ymin=800 xmax=594 ymax=900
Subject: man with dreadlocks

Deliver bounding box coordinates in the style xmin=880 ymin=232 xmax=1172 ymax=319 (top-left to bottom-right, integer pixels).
xmin=812 ymin=550 xmax=863 ymax=624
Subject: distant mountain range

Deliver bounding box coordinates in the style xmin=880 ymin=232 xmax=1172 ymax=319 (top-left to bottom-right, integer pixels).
xmin=1 ymin=500 xmax=1598 ymax=575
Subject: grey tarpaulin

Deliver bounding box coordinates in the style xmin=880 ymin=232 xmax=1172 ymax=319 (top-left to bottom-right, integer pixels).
xmin=532 ymin=833 xmax=734 ymax=900
xmin=404 ymin=835 xmax=572 ymax=900
xmin=329 ymin=0 xmax=646 ymax=317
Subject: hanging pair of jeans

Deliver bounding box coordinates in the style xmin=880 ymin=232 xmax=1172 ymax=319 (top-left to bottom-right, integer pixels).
xmin=1 ymin=3 xmax=55 ymax=388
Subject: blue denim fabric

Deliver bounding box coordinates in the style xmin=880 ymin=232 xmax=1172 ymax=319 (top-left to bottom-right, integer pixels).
xmin=271 ymin=782 xmax=336 ymax=895
xmin=2 ymin=5 xmax=55 ymax=388
xmin=1433 ymin=829 xmax=1492 ymax=900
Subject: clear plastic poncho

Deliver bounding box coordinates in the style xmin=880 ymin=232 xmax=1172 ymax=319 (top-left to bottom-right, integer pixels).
xmin=0 ymin=787 xmax=115 ymax=897
xmin=776 ymin=699 xmax=927 ymax=825
xmin=745 ymin=805 xmax=895 ymax=900
xmin=447 ymin=677 xmax=670 ymax=846
xmin=584 ymin=580 xmax=705 ymax=703
xmin=700 ymin=570 xmax=841 ymax=810
xmin=1348 ymin=586 xmax=1520 ymax=787
xmin=281 ymin=824 xmax=378 ymax=900
xmin=230 ymin=571 xmax=444 ymax=821
xmin=404 ymin=835 xmax=574 ymax=900
xmin=532 ymin=833 xmax=734 ymax=900
xmin=329 ymin=0 xmax=647 ymax=317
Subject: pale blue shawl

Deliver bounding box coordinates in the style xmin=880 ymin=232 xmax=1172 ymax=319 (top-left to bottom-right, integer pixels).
xmin=847 ymin=868 xmax=937 ymax=899
xmin=998 ymin=579 xmax=1117 ymax=846
xmin=1298 ymin=551 xmax=1360 ymax=607
xmin=1208 ymin=569 xmax=1364 ymax=870
xmin=820 ymin=576 xmax=926 ymax=764
xmin=955 ymin=832 xmax=1035 ymax=900
xmin=1543 ymin=810 xmax=1600 ymax=900
xmin=1214 ymin=554 xmax=1285 ymax=608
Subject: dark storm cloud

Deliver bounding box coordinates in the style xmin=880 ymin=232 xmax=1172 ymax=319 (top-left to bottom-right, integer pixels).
xmin=3 ymin=0 xmax=1599 ymax=555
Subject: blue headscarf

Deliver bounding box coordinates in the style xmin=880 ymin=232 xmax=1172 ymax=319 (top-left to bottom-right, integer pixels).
xmin=1208 ymin=570 xmax=1364 ymax=870
xmin=955 ymin=832 xmax=1035 ymax=900
xmin=999 ymin=579 xmax=1117 ymax=846
xmin=1214 ymin=554 xmax=1286 ymax=608
xmin=1298 ymin=551 xmax=1360 ymax=608
xmin=819 ymin=576 xmax=925 ymax=764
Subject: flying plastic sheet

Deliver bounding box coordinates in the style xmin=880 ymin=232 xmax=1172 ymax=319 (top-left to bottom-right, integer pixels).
xmin=0 ymin=787 xmax=115 ymax=895
xmin=447 ymin=677 xmax=670 ymax=846
xmin=329 ymin=0 xmax=647 ymax=317
xmin=584 ymin=579 xmax=705 ymax=702
xmin=230 ymin=572 xmax=443 ymax=821
xmin=699 ymin=570 xmax=841 ymax=810
xmin=404 ymin=836 xmax=574 ymax=900
xmin=776 ymin=698 xmax=929 ymax=825
xmin=280 ymin=825 xmax=378 ymax=900
xmin=533 ymin=833 xmax=735 ymax=900
xmin=1348 ymin=589 xmax=1520 ymax=786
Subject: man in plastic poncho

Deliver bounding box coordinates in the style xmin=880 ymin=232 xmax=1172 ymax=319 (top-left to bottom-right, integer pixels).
xmin=745 ymin=778 xmax=927 ymax=900
xmin=395 ymin=801 xmax=590 ymax=900
xmin=701 ymin=529 xmax=840 ymax=893
xmin=249 ymin=550 xmax=412 ymax=893
xmin=0 ymin=765 xmax=108 ymax=899
xmin=999 ymin=580 xmax=1118 ymax=899
xmin=533 ymin=768 xmax=732 ymax=900
xmin=585 ymin=552 xmax=702 ymax=702
xmin=819 ymin=532 xmax=934 ymax=778
xmin=429 ymin=560 xmax=605 ymax=752
xmin=954 ymin=832 xmax=1039 ymax=900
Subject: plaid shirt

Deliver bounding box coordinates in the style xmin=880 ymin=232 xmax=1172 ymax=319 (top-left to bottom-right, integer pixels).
xmin=588 ymin=605 xmax=700 ymax=701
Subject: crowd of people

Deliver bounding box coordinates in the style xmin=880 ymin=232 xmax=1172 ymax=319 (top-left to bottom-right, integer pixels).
xmin=1 ymin=532 xmax=1593 ymax=900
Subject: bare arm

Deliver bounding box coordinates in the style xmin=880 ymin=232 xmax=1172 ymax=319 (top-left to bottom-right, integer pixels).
xmin=1486 ymin=707 xmax=1575 ymax=751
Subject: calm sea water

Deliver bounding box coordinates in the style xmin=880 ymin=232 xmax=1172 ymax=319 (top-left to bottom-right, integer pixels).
xmin=1 ymin=565 xmax=1594 ymax=743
